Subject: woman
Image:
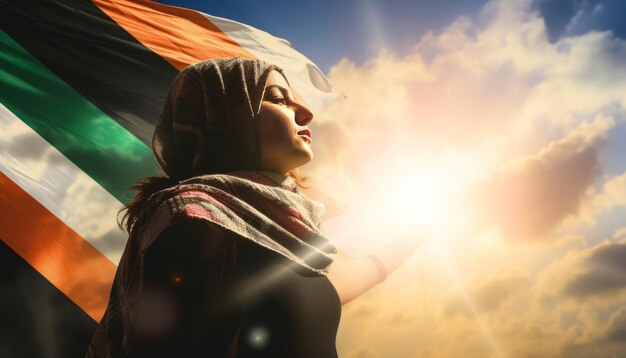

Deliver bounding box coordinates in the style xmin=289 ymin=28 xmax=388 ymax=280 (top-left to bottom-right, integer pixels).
xmin=86 ymin=57 xmax=425 ymax=357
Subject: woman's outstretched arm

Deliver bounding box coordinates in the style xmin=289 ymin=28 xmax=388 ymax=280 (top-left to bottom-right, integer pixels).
xmin=326 ymin=234 xmax=429 ymax=305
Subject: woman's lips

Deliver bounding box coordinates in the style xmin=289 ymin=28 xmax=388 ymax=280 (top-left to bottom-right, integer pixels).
xmin=297 ymin=129 xmax=312 ymax=143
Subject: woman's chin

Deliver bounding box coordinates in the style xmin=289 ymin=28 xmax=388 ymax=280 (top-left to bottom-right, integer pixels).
xmin=300 ymin=150 xmax=314 ymax=165
xmin=286 ymin=154 xmax=313 ymax=173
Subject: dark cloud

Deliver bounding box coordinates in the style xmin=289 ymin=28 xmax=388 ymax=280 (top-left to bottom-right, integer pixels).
xmin=563 ymin=241 xmax=626 ymax=298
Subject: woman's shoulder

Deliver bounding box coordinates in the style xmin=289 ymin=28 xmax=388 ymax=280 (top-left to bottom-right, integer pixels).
xmin=136 ymin=188 xmax=230 ymax=254
xmin=149 ymin=219 xmax=244 ymax=261
xmin=137 ymin=187 xmax=278 ymax=265
xmin=159 ymin=217 xmax=228 ymax=244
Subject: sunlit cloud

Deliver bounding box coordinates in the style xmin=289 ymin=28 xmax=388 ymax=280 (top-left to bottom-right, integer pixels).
xmin=467 ymin=115 xmax=613 ymax=241
xmin=579 ymin=171 xmax=626 ymax=224
xmin=442 ymin=268 xmax=530 ymax=318
xmin=303 ymin=0 xmax=626 ymax=356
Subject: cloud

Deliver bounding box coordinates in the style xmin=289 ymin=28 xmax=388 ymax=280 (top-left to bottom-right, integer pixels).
xmin=467 ymin=115 xmax=613 ymax=240
xmin=557 ymin=0 xmax=626 ymax=40
xmin=337 ymin=236 xmax=626 ymax=357
xmin=344 ymin=300 xmax=378 ymax=321
xmin=324 ymin=0 xmax=626 ymax=356
xmin=559 ymin=305 xmax=626 ymax=357
xmin=442 ymin=267 xmax=530 ymax=319
xmin=345 ymin=347 xmax=379 ymax=358
xmin=532 ymin=239 xmax=626 ymax=315
xmin=309 ymin=0 xmax=626 ymax=224
xmin=605 ymin=306 xmax=626 ymax=342
xmin=562 ymin=240 xmax=626 ymax=299
xmin=613 ymin=227 xmax=626 ymax=240
xmin=578 ymin=171 xmax=626 ymax=225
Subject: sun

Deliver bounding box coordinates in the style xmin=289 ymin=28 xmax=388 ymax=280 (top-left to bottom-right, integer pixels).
xmin=322 ymin=141 xmax=490 ymax=261
xmin=378 ymin=168 xmax=443 ymax=230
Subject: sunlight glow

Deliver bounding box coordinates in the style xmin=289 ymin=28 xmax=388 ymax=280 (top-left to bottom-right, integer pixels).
xmin=323 ymin=143 xmax=491 ymax=259
xmin=350 ymin=146 xmax=483 ymax=249
xmin=378 ymin=168 xmax=442 ymax=229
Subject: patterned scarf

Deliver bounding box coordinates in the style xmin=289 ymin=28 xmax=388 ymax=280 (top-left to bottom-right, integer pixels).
xmin=137 ymin=170 xmax=337 ymax=275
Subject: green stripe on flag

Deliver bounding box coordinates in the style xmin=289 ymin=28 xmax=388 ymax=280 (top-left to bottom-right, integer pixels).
xmin=0 ymin=30 xmax=158 ymax=203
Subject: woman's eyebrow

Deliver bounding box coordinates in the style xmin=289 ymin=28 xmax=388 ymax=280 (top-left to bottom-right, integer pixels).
xmin=265 ymin=84 xmax=291 ymax=97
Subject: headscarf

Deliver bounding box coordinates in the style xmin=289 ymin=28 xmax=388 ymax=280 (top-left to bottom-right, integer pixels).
xmin=152 ymin=57 xmax=288 ymax=179
xmin=147 ymin=57 xmax=336 ymax=274
xmin=86 ymin=58 xmax=337 ymax=358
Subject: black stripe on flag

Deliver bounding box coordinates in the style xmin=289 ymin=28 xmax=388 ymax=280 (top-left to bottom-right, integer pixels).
xmin=0 ymin=0 xmax=180 ymax=145
xmin=0 ymin=240 xmax=97 ymax=358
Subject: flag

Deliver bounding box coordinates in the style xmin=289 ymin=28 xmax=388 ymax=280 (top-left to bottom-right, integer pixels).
xmin=0 ymin=0 xmax=343 ymax=356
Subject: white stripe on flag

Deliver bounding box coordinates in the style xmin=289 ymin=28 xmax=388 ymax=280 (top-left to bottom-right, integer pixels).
xmin=0 ymin=103 xmax=126 ymax=264
xmin=204 ymin=13 xmax=345 ymax=112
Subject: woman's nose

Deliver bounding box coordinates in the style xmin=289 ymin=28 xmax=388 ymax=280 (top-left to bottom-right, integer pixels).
xmin=293 ymin=99 xmax=314 ymax=126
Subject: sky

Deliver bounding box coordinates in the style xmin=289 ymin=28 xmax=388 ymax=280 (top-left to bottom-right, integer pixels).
xmin=155 ymin=0 xmax=626 ymax=356
xmin=159 ymin=0 xmax=626 ymax=73
xmin=159 ymin=0 xmax=486 ymax=72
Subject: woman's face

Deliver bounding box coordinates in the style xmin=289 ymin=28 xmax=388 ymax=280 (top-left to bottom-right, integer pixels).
xmin=255 ymin=70 xmax=314 ymax=174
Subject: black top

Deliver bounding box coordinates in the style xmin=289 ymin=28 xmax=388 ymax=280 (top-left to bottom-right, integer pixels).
xmin=133 ymin=219 xmax=341 ymax=357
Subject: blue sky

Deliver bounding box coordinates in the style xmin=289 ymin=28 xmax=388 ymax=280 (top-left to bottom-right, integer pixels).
xmin=540 ymin=0 xmax=626 ymax=40
xmin=158 ymin=0 xmax=626 ymax=73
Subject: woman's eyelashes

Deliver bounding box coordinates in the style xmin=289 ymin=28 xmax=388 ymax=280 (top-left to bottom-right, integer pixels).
xmin=271 ymin=97 xmax=288 ymax=106
xmin=264 ymin=88 xmax=295 ymax=107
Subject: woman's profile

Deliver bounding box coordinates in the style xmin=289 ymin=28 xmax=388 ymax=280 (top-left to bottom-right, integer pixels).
xmin=85 ymin=57 xmax=426 ymax=357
